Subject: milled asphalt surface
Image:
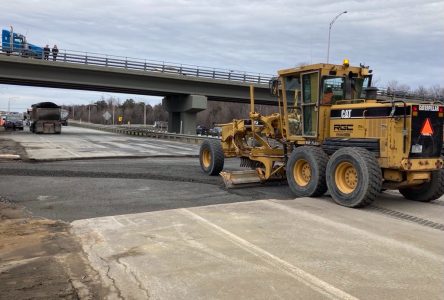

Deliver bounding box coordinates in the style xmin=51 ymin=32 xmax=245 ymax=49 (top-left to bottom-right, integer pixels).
xmin=0 ymin=157 xmax=292 ymax=221
xmin=1 ymin=126 xmax=444 ymax=299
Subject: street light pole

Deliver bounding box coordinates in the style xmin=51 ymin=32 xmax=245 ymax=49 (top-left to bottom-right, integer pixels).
xmin=143 ymin=102 xmax=147 ymax=126
xmin=327 ymin=10 xmax=347 ymax=64
xmin=88 ymin=104 xmax=97 ymax=123
xmin=8 ymin=97 xmax=18 ymax=114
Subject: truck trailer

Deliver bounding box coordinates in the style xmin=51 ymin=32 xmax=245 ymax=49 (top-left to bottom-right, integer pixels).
xmin=30 ymin=102 xmax=62 ymax=134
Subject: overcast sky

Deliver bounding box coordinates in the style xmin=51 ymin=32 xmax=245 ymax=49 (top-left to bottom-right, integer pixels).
xmin=1 ymin=0 xmax=443 ymax=112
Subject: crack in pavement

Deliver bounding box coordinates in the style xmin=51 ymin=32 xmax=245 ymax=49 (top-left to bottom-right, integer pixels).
xmin=115 ymin=257 xmax=151 ymax=299
xmin=97 ymin=255 xmax=124 ymax=300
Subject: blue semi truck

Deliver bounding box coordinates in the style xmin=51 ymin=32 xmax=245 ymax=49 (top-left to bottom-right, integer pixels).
xmin=1 ymin=26 xmax=43 ymax=58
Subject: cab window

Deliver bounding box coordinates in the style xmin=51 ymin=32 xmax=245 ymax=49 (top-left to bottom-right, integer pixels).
xmin=321 ymin=77 xmax=345 ymax=104
xmin=301 ymin=72 xmax=319 ymax=136
xmin=354 ymin=76 xmax=371 ymax=98
xmin=284 ymin=76 xmax=302 ymax=136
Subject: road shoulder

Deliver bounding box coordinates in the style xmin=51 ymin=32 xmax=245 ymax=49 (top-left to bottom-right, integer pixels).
xmin=0 ymin=198 xmax=108 ymax=299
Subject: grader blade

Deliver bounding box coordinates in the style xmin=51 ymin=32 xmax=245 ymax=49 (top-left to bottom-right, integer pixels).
xmin=220 ymin=170 xmax=262 ymax=188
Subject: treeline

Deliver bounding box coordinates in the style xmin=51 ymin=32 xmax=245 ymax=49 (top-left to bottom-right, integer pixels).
xmin=386 ymin=81 xmax=444 ymax=100
xmin=67 ymin=97 xmax=168 ymax=125
xmin=197 ymin=102 xmax=277 ymax=127
xmin=66 ymin=96 xmax=277 ymax=127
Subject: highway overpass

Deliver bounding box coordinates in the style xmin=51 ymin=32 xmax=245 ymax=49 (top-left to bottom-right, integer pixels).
xmin=0 ymin=52 xmax=276 ymax=134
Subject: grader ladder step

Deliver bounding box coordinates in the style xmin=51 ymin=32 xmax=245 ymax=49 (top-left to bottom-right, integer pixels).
xmin=220 ymin=170 xmax=262 ymax=188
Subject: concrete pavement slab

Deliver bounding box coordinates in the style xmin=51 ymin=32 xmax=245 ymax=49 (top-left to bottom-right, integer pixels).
xmin=72 ymin=198 xmax=444 ymax=299
xmin=3 ymin=126 xmax=199 ymax=160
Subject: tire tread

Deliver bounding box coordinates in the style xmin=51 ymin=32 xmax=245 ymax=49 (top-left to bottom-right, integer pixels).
xmin=327 ymin=147 xmax=382 ymax=208
xmin=199 ymin=139 xmax=224 ymax=175
xmin=399 ymin=169 xmax=444 ymax=202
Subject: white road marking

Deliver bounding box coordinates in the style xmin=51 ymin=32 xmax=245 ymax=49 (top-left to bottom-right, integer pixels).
xmin=181 ymin=208 xmax=358 ymax=300
xmin=37 ymin=135 xmax=82 ymax=157
xmin=162 ymin=144 xmax=194 ymax=151
xmin=131 ymin=143 xmax=164 ymax=150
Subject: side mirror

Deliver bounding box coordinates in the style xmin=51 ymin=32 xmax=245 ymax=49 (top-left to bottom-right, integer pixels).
xmin=269 ymin=78 xmax=280 ymax=96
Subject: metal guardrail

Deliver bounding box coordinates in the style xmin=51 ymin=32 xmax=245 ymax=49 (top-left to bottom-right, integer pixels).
xmin=375 ymin=88 xmax=444 ymax=102
xmin=70 ymin=121 xmax=219 ymax=145
xmin=0 ymin=46 xmax=273 ymax=85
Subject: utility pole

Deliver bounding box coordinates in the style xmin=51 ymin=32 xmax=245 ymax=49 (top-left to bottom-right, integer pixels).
xmin=144 ymin=102 xmax=147 ymax=126
xmin=327 ymin=11 xmax=347 ymax=64
xmin=112 ymin=104 xmax=115 ymax=125
xmin=10 ymin=26 xmax=13 ymax=52
xmin=8 ymin=97 xmax=18 ymax=114
xmin=88 ymin=104 xmax=97 ymax=123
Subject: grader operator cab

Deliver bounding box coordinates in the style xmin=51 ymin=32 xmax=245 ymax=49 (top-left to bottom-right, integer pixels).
xmin=199 ymin=60 xmax=444 ymax=207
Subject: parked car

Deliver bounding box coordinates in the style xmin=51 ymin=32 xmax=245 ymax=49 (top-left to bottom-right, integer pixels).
xmin=4 ymin=115 xmax=24 ymax=130
xmin=196 ymin=125 xmax=209 ymax=135
xmin=209 ymin=127 xmax=222 ymax=137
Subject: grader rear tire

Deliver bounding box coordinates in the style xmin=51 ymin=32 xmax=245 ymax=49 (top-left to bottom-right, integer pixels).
xmin=286 ymin=146 xmax=328 ymax=197
xmin=326 ymin=147 xmax=382 ymax=208
xmin=199 ymin=139 xmax=224 ymax=175
xmin=399 ymin=169 xmax=444 ymax=202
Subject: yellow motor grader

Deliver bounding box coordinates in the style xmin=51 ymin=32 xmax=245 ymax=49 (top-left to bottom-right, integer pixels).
xmin=199 ymin=60 xmax=444 ymax=207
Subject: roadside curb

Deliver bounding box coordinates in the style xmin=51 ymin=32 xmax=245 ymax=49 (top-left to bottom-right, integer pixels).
xmin=0 ymin=154 xmax=20 ymax=160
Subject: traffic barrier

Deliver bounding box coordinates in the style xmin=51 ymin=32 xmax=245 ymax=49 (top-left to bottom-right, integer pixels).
xmin=70 ymin=121 xmax=219 ymax=144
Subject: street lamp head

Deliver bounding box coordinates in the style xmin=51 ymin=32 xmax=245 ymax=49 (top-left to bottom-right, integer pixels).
xmin=343 ymin=11 xmax=347 ymax=14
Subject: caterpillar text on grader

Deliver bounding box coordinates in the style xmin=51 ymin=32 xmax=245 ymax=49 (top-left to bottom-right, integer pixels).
xmin=199 ymin=60 xmax=444 ymax=207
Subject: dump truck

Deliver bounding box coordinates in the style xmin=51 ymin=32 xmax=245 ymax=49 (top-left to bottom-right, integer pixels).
xmin=1 ymin=27 xmax=43 ymax=58
xmin=199 ymin=60 xmax=444 ymax=207
xmin=30 ymin=102 xmax=62 ymax=134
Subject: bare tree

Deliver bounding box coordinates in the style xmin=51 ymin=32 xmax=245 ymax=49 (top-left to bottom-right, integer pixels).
xmin=428 ymin=84 xmax=442 ymax=100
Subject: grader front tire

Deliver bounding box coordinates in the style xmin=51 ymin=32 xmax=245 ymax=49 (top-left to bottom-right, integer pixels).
xmin=399 ymin=169 xmax=444 ymax=202
xmin=286 ymin=146 xmax=328 ymax=197
xmin=326 ymin=147 xmax=382 ymax=208
xmin=199 ymin=139 xmax=224 ymax=175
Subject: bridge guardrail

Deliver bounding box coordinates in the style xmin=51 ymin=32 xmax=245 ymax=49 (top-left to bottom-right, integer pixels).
xmin=69 ymin=120 xmax=220 ymax=145
xmin=375 ymin=88 xmax=444 ymax=102
xmin=2 ymin=46 xmax=442 ymax=101
xmin=0 ymin=45 xmax=273 ymax=85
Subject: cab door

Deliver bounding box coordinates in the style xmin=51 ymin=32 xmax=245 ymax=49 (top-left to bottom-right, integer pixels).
xmin=300 ymin=71 xmax=320 ymax=137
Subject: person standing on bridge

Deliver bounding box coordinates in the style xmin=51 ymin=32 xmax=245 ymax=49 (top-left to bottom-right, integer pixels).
xmin=52 ymin=45 xmax=59 ymax=61
xmin=43 ymin=45 xmax=50 ymax=60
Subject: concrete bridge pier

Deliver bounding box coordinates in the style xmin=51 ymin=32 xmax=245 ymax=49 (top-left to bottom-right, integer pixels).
xmin=162 ymin=95 xmax=207 ymax=134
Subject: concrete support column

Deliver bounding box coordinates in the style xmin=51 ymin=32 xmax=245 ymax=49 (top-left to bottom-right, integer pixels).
xmin=162 ymin=94 xmax=207 ymax=134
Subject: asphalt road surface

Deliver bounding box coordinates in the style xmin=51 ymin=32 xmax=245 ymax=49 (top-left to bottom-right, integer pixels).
xmin=1 ymin=126 xmax=443 ymax=299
